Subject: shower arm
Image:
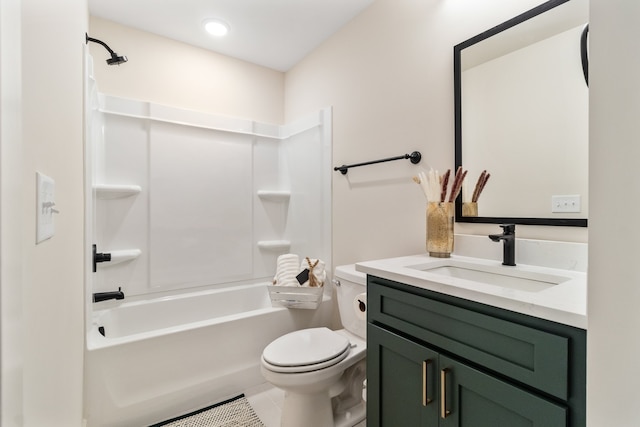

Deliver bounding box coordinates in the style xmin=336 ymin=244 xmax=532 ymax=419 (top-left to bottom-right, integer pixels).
xmin=85 ymin=33 xmax=116 ymax=56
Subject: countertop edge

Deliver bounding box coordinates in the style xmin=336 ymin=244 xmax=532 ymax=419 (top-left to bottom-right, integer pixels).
xmin=357 ymin=255 xmax=587 ymax=330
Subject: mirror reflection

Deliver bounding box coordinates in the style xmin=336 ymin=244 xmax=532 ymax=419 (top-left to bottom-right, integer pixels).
xmin=454 ymin=0 xmax=589 ymax=226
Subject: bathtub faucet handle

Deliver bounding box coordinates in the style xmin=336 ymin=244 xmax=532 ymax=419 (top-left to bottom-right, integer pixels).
xmin=93 ymin=244 xmax=112 ymax=272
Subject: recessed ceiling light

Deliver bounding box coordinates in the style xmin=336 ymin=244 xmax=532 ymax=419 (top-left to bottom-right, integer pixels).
xmin=204 ymin=19 xmax=230 ymax=37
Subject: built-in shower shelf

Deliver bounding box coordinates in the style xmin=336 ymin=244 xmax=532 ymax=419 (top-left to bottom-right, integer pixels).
xmin=95 ymin=184 xmax=142 ymax=199
xmin=100 ymin=249 xmax=141 ymax=267
xmin=257 ymin=240 xmax=291 ymax=251
xmin=257 ymin=190 xmax=291 ymax=202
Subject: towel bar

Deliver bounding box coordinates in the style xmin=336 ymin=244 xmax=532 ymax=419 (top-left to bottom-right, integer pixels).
xmin=334 ymin=151 xmax=421 ymax=175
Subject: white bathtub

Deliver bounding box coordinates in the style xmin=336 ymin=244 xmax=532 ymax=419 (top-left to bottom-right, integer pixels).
xmin=83 ymin=282 xmax=332 ymax=427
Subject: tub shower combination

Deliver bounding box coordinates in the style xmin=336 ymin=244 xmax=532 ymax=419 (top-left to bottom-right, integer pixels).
xmin=84 ymin=75 xmax=332 ymax=426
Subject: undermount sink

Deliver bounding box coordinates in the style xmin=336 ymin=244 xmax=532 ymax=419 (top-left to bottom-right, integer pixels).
xmin=409 ymin=261 xmax=571 ymax=293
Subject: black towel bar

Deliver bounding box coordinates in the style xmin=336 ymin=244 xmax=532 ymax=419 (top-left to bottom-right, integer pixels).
xmin=334 ymin=151 xmax=422 ymax=175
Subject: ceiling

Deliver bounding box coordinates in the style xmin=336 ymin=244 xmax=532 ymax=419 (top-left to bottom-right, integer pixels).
xmin=88 ymin=0 xmax=375 ymax=72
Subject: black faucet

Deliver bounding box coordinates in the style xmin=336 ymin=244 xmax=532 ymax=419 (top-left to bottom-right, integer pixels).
xmin=489 ymin=224 xmax=516 ymax=266
xmin=93 ymin=287 xmax=125 ymax=303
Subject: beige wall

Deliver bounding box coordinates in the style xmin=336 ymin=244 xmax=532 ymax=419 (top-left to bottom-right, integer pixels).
xmin=20 ymin=0 xmax=87 ymax=425
xmin=89 ymin=17 xmax=285 ymax=125
xmin=285 ymin=0 xmax=587 ymax=268
xmin=1 ymin=0 xmax=23 ymax=424
xmin=587 ymin=1 xmax=640 ymax=425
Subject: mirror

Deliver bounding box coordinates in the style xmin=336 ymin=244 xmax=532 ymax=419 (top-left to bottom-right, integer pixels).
xmin=454 ymin=0 xmax=589 ymax=227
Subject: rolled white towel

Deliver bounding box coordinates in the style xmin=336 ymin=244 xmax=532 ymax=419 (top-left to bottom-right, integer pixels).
xmin=275 ymin=254 xmax=300 ymax=286
xmin=277 ymin=254 xmax=299 ymax=269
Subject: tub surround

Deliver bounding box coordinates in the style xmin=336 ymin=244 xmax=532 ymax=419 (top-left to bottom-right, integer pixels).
xmin=356 ymin=234 xmax=587 ymax=329
xmin=88 ymin=93 xmax=332 ymax=299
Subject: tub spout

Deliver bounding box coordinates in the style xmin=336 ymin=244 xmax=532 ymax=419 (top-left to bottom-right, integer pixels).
xmin=93 ymin=287 xmax=125 ymax=303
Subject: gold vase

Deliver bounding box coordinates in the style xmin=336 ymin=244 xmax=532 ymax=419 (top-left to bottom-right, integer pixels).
xmin=426 ymin=202 xmax=454 ymax=258
xmin=462 ymin=202 xmax=478 ymax=217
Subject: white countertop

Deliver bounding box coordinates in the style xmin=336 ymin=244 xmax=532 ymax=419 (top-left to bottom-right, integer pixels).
xmin=356 ymin=254 xmax=587 ymax=329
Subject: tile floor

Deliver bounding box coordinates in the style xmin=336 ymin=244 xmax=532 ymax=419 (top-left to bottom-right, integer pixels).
xmin=245 ymin=382 xmax=366 ymax=427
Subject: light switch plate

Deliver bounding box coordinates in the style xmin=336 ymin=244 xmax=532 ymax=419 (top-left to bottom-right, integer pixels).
xmin=551 ymin=195 xmax=581 ymax=213
xmin=36 ymin=172 xmax=55 ymax=243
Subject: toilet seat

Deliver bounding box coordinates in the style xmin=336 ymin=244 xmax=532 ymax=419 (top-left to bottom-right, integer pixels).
xmin=262 ymin=327 xmax=351 ymax=373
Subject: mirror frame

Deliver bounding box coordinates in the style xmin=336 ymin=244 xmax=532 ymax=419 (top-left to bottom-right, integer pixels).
xmin=454 ymin=0 xmax=588 ymax=227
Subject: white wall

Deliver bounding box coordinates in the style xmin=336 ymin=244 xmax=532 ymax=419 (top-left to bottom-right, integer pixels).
xmin=587 ymin=1 xmax=640 ymax=425
xmin=285 ymin=0 xmax=588 ymax=268
xmin=0 ymin=0 xmax=23 ymax=425
xmin=89 ymin=17 xmax=285 ymax=125
xmin=20 ymin=0 xmax=87 ymax=425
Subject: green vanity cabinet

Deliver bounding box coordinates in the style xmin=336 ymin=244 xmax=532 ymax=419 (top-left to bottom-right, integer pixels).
xmin=367 ymin=276 xmax=586 ymax=427
xmin=368 ymin=324 xmax=438 ymax=426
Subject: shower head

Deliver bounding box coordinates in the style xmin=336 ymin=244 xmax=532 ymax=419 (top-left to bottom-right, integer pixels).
xmin=106 ymin=53 xmax=128 ymax=66
xmin=85 ymin=33 xmax=128 ymax=66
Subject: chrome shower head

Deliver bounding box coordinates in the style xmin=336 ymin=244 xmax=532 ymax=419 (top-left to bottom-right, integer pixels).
xmin=85 ymin=33 xmax=128 ymax=66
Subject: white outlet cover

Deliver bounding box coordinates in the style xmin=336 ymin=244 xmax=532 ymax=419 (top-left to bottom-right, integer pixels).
xmin=36 ymin=172 xmax=55 ymax=243
xmin=551 ymin=195 xmax=581 ymax=213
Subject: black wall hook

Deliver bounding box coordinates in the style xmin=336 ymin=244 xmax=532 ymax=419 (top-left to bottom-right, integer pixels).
xmin=580 ymin=24 xmax=589 ymax=87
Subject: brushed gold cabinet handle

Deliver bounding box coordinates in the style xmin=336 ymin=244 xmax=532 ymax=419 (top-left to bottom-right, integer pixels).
xmin=441 ymin=368 xmax=452 ymax=419
xmin=422 ymin=359 xmax=433 ymax=406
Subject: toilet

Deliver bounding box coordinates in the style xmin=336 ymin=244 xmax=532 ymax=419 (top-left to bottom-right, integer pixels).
xmin=261 ymin=264 xmax=367 ymax=427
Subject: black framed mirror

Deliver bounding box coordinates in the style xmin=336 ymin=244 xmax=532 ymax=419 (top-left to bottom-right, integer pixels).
xmin=454 ymin=0 xmax=588 ymax=227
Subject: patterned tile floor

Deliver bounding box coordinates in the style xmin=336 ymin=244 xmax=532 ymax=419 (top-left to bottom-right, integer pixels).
xmin=245 ymin=383 xmax=366 ymax=427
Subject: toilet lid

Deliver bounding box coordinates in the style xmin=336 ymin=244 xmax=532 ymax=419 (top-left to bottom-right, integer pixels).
xmin=262 ymin=327 xmax=350 ymax=369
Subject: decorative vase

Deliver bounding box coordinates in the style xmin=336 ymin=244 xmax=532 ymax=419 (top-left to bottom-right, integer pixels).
xmin=462 ymin=202 xmax=478 ymax=217
xmin=426 ymin=202 xmax=454 ymax=258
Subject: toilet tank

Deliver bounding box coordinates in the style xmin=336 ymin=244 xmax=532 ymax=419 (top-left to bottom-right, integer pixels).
xmin=334 ymin=264 xmax=367 ymax=339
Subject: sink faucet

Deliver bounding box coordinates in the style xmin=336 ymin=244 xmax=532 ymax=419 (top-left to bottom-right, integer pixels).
xmin=93 ymin=287 xmax=125 ymax=303
xmin=488 ymin=224 xmax=516 ymax=266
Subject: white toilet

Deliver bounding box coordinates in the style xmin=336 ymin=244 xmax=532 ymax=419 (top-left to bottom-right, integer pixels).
xmin=261 ymin=264 xmax=367 ymax=427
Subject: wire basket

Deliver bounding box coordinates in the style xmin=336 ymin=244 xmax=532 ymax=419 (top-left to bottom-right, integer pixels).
xmin=267 ymin=285 xmax=324 ymax=309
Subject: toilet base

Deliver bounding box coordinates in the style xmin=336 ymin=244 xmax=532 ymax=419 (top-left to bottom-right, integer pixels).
xmin=279 ymin=392 xmax=366 ymax=427
xmin=334 ymin=401 xmax=366 ymax=427
xmin=281 ymin=390 xmax=334 ymax=427
xmin=278 ymin=359 xmax=366 ymax=427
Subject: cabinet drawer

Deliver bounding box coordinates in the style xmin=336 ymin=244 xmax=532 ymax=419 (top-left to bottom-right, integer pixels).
xmin=368 ymin=279 xmax=569 ymax=400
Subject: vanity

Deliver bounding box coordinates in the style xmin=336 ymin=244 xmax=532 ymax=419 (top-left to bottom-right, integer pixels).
xmin=358 ymin=0 xmax=589 ymax=423
xmin=358 ymin=253 xmax=586 ymax=427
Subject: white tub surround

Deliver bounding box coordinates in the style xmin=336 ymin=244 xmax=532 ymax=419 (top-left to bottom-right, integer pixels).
xmin=87 ymin=93 xmax=332 ymax=300
xmin=357 ymin=252 xmax=586 ymax=329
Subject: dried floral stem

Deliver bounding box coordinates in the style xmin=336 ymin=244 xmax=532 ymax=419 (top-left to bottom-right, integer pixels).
xmin=472 ymin=171 xmax=490 ymax=202
xmin=440 ymin=169 xmax=451 ymax=202
xmin=447 ymin=166 xmax=467 ymax=202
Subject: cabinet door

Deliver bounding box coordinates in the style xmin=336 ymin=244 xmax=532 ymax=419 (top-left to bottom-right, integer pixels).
xmin=368 ymin=324 xmax=439 ymax=427
xmin=439 ymin=355 xmax=567 ymax=427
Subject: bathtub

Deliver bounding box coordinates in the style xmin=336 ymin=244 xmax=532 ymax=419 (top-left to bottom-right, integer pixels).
xmin=83 ymin=282 xmax=333 ymax=427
